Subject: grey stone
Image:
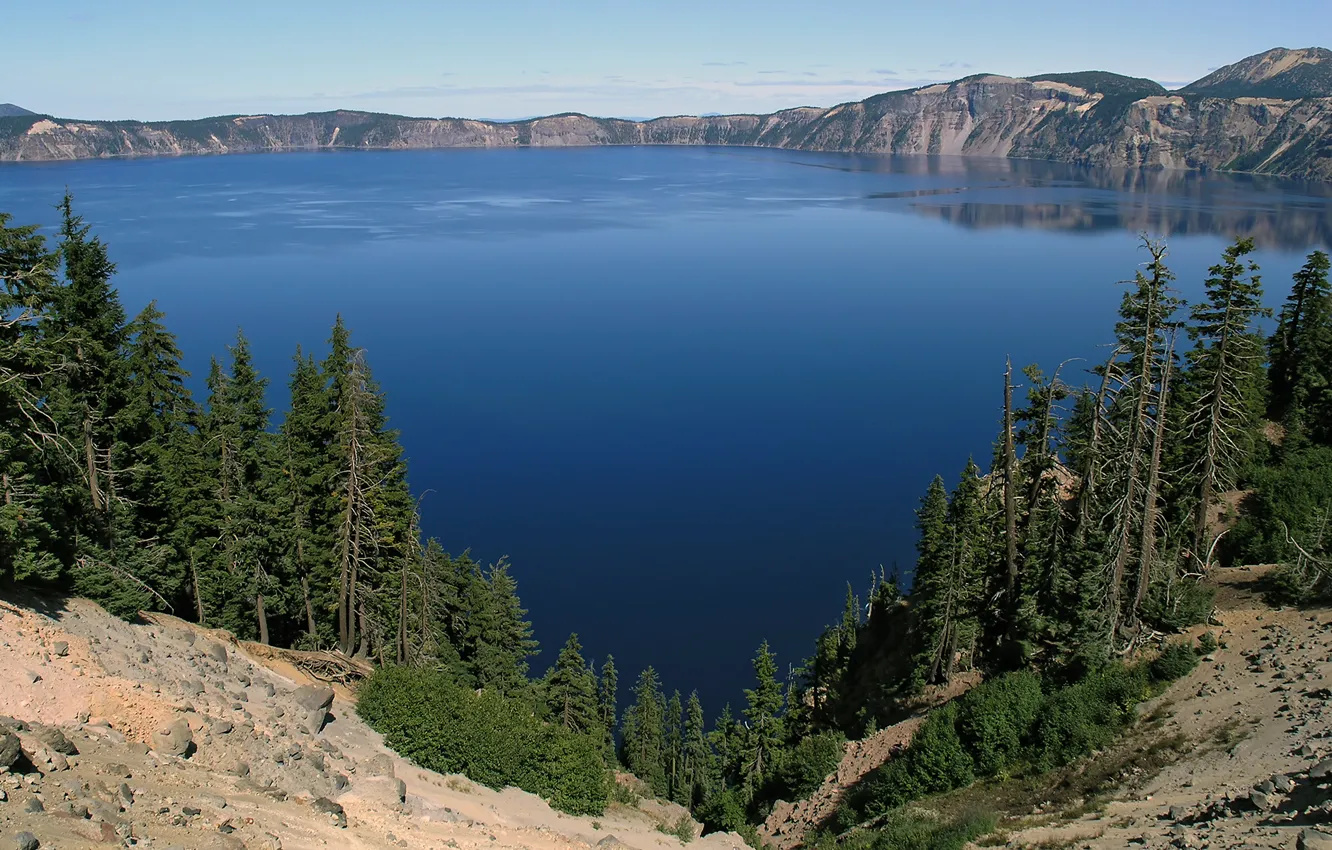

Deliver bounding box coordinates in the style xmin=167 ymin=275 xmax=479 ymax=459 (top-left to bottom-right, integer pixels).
xmin=150 ymin=719 xmax=193 ymax=757
xmin=212 ymin=719 xmax=233 ymax=735
xmin=1300 ymin=829 xmax=1332 ymax=850
xmin=118 ymin=783 xmax=134 ymax=806
xmin=312 ymin=797 xmax=346 ymax=828
xmin=205 ymin=642 xmax=228 ymax=663
xmin=23 ymin=798 xmax=42 ymax=813
xmin=229 ymin=761 xmax=250 ymax=778
xmin=51 ymin=642 xmax=68 ymax=658
xmin=19 ymin=670 xmax=38 ymax=685
xmin=1274 ymin=773 xmax=1297 ymax=793
xmin=197 ymin=792 xmax=227 ymax=809
xmin=1251 ymin=789 xmax=1275 ymax=811
xmin=1311 ymin=757 xmax=1332 ymax=779
xmin=597 ymin=837 xmax=631 ymax=850
xmin=182 ymin=679 xmax=204 ymax=697
xmin=293 ymin=685 xmax=335 ymax=713
xmin=36 ymin=728 xmax=76 ymax=756
xmin=14 ymin=833 xmax=39 ymax=850
xmin=0 ymin=728 xmax=20 ymax=770
xmin=358 ymin=753 xmax=394 ymax=777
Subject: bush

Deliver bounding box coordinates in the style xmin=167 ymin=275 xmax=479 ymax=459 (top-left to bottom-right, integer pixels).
xmin=808 ymin=809 xmax=996 ymax=850
xmin=955 ymin=671 xmax=1043 ymax=777
xmin=357 ymin=665 xmax=608 ymax=815
xmin=1197 ymin=632 xmax=1218 ymax=654
xmin=1148 ymin=641 xmax=1199 ymax=683
xmin=1140 ymin=579 xmax=1215 ymax=631
xmin=1229 ymin=445 xmax=1332 ymax=569
xmin=778 ymin=731 xmax=847 ymax=800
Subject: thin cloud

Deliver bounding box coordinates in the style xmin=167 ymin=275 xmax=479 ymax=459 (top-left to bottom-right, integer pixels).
xmin=872 ymin=69 xmax=898 ymax=76
xmin=702 ymin=61 xmax=746 ymax=67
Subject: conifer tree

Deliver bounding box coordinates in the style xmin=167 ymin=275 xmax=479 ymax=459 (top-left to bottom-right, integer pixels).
xmin=546 ymin=633 xmax=600 ymax=734
xmin=1185 ymin=238 xmax=1269 ymax=565
xmin=665 ymin=690 xmax=686 ymax=804
xmin=682 ymin=691 xmax=711 ymax=807
xmin=741 ymin=641 xmax=785 ymax=791
xmin=465 ymin=559 xmax=539 ymax=694
xmin=0 ymin=213 xmax=64 ymax=582
xmin=598 ymin=655 xmax=619 ymax=761
xmin=621 ymin=666 xmax=667 ymax=793
xmin=1268 ymin=251 xmax=1332 ymax=442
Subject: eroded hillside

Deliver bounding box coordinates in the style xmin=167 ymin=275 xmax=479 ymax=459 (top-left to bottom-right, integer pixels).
xmin=0 ymin=594 xmax=747 ymax=850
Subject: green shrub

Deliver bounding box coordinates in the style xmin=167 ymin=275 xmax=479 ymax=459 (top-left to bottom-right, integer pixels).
xmin=955 ymin=671 xmax=1043 ymax=777
xmin=809 ymin=809 xmax=996 ymax=850
xmin=1229 ymin=445 xmax=1332 ymax=570
xmin=1148 ymin=641 xmax=1199 ymax=683
xmin=1140 ymin=579 xmax=1215 ymax=631
xmin=1197 ymin=632 xmax=1218 ymax=655
xmin=778 ymin=731 xmax=847 ymax=799
xmin=356 ymin=665 xmax=608 ymax=815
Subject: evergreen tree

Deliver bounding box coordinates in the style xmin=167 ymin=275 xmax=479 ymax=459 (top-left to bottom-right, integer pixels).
xmin=621 ymin=666 xmax=666 ymax=794
xmin=546 ymin=633 xmax=600 ymax=734
xmin=1184 ymin=238 xmax=1269 ymax=562
xmin=598 ymin=655 xmax=619 ymax=762
xmin=665 ymin=690 xmax=686 ymax=804
xmin=1268 ymin=251 xmax=1332 ymax=442
xmin=0 ymin=213 xmax=64 ymax=583
xmin=741 ymin=641 xmax=785 ymax=791
xmin=465 ymin=559 xmax=539 ymax=694
xmin=682 ymin=691 xmax=711 ymax=807
xmin=909 ymin=475 xmax=951 ymax=688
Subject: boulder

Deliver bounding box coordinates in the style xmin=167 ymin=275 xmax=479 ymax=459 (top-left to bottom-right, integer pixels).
xmin=14 ymin=833 xmax=39 ymax=850
xmin=1310 ymin=757 xmax=1332 ymax=780
xmin=311 ymin=797 xmax=346 ymax=829
xmin=205 ymin=642 xmax=228 ymax=664
xmin=358 ymin=753 xmax=394 ymax=777
xmin=151 ymin=719 xmax=194 ymax=757
xmin=1300 ymin=829 xmax=1332 ymax=850
xmin=293 ymin=685 xmax=335 ymax=713
xmin=0 ymin=728 xmax=21 ymax=770
xmin=36 ymin=728 xmax=77 ymax=756
xmin=51 ymin=641 xmax=69 ymax=658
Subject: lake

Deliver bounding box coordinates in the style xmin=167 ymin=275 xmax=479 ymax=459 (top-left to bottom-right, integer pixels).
xmin=2 ymin=147 xmax=1329 ymax=714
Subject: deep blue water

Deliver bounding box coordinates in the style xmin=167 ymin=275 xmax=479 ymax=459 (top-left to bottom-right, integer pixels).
xmin=2 ymin=147 xmax=1330 ymax=714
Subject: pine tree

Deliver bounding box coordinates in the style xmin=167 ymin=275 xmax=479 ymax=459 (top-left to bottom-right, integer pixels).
xmin=0 ymin=213 xmax=64 ymax=583
xmin=682 ymin=691 xmax=711 ymax=807
xmin=665 ymin=690 xmax=687 ymax=804
xmin=1185 ymin=238 xmax=1269 ymax=565
xmin=466 ymin=558 xmax=539 ymax=694
xmin=909 ymin=475 xmax=952 ymax=688
xmin=546 ymin=633 xmax=600 ymax=734
xmin=598 ymin=655 xmax=619 ymax=762
xmin=741 ymin=641 xmax=785 ymax=791
xmin=1269 ymin=251 xmax=1332 ymax=442
xmin=621 ymin=666 xmax=666 ymax=794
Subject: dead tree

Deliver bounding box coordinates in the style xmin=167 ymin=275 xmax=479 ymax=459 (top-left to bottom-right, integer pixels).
xmin=1134 ymin=331 xmax=1176 ymax=617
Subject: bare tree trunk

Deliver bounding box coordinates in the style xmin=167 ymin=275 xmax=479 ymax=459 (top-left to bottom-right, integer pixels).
xmin=337 ymin=432 xmax=360 ymax=654
xmin=1076 ymin=353 xmax=1118 ymax=540
xmin=84 ymin=412 xmax=103 ymax=511
xmin=191 ymin=551 xmax=205 ymax=624
xmin=399 ymin=550 xmax=409 ymax=665
xmin=1195 ymin=308 xmax=1235 ymax=567
xmin=356 ymin=597 xmax=369 ymax=658
xmin=255 ymin=561 xmax=270 ymax=645
xmin=1003 ymin=357 xmax=1019 ymax=598
xmin=2 ymin=473 xmax=10 ymax=506
xmin=1134 ymin=333 xmax=1176 ymax=617
xmin=1111 ymin=321 xmax=1158 ymax=633
xmin=301 ymin=574 xmax=317 ymax=643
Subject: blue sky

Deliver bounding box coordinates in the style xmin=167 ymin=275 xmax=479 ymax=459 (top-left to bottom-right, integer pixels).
xmin=8 ymin=0 xmax=1329 ymax=121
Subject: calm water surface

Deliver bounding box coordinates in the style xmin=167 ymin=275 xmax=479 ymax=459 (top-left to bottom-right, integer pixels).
xmin=2 ymin=147 xmax=1329 ymax=711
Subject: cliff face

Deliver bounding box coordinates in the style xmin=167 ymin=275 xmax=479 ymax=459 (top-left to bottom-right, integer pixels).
xmin=3 ymin=77 xmax=1331 ymax=180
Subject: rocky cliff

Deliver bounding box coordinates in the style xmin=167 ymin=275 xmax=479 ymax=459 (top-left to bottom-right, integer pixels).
xmin=4 ymin=48 xmax=1331 ymax=179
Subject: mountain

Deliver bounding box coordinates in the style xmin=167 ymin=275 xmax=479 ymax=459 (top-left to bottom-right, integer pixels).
xmin=1181 ymin=47 xmax=1332 ymax=99
xmin=1 ymin=49 xmax=1330 ymax=179
xmin=0 ymin=103 xmax=35 ymax=117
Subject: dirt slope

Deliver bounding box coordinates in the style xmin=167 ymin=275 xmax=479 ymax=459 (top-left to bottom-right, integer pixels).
xmin=0 ymin=593 xmax=747 ymax=850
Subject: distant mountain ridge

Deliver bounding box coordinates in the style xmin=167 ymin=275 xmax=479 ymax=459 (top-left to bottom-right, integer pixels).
xmin=1181 ymin=47 xmax=1332 ymax=99
xmin=3 ymin=48 xmax=1331 ymax=179
xmin=0 ymin=103 xmax=35 ymax=117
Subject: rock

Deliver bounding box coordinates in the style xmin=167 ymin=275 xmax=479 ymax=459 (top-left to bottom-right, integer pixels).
xmin=1274 ymin=773 xmax=1297 ymax=793
xmin=19 ymin=670 xmax=38 ymax=685
xmin=36 ymin=728 xmax=76 ymax=756
xmin=181 ymin=805 xmax=201 ymax=817
xmin=14 ymin=833 xmax=39 ymax=850
xmin=1168 ymin=805 xmax=1188 ymax=822
xmin=151 ymin=719 xmax=193 ymax=757
xmin=257 ymin=835 xmax=282 ymax=850
xmin=51 ymin=641 xmax=68 ymax=657
xmin=205 ymin=642 xmax=228 ymax=664
xmin=1251 ymin=789 xmax=1275 ymax=811
xmin=312 ymin=797 xmax=347 ymax=828
xmin=23 ymin=798 xmax=43 ymax=813
xmin=293 ymin=685 xmax=335 ymax=713
xmin=1300 ymin=829 xmax=1332 ymax=850
xmin=229 ymin=761 xmax=250 ymax=778
xmin=0 ymin=728 xmax=20 ymax=770
xmin=103 ymin=763 xmax=131 ymax=779
xmin=182 ymin=679 xmax=204 ymax=697
xmin=197 ymin=793 xmax=227 ymax=810
xmin=346 ymin=776 xmax=406 ymax=809
xmin=127 ymin=742 xmax=149 ymax=756
xmin=358 ymin=753 xmax=394 ymax=778
xmin=597 ymin=837 xmax=631 ymax=850
xmin=1310 ymin=757 xmax=1332 ymax=779
xmin=118 ymin=783 xmax=134 ymax=806
xmin=212 ymin=719 xmax=233 ymax=735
